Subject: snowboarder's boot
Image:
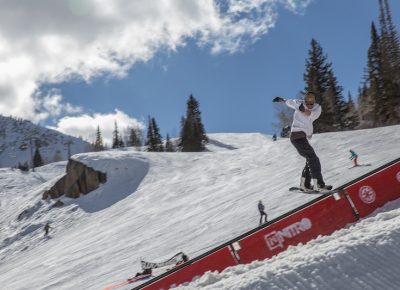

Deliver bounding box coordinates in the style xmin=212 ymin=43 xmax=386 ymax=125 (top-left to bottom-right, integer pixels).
xmin=312 ymin=179 xmax=332 ymax=192
xmin=300 ymin=177 xmax=313 ymax=192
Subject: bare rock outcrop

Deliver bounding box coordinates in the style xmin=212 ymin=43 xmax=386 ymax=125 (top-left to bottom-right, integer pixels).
xmin=43 ymin=159 xmax=106 ymax=199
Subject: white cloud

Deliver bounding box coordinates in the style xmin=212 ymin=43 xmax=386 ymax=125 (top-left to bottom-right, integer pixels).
xmin=50 ymin=109 xmax=145 ymax=146
xmin=33 ymin=89 xmax=83 ymax=121
xmin=0 ymin=0 xmax=312 ymax=123
xmin=280 ymin=0 xmax=313 ymax=14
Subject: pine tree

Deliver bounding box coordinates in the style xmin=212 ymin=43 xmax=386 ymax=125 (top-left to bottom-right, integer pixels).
xmin=364 ymin=22 xmax=383 ymax=127
xmin=358 ymin=84 xmax=374 ymax=128
xmin=33 ymin=147 xmax=44 ymax=168
xmin=342 ymin=92 xmax=359 ymax=130
xmin=112 ymin=121 xmax=124 ymax=149
xmin=179 ymin=95 xmax=208 ymax=152
xmin=165 ymin=134 xmax=174 ymax=152
xmin=360 ymin=1 xmax=400 ymax=127
xmin=94 ymin=125 xmax=104 ymax=151
xmin=146 ymin=117 xmax=154 ymax=151
xmin=152 ymin=118 xmax=163 ymax=151
xmin=146 ymin=117 xmax=163 ymax=152
xmin=382 ymin=0 xmax=400 ymax=81
xmin=178 ymin=116 xmax=185 ymax=145
xmin=377 ymin=0 xmax=400 ymax=125
xmin=304 ymin=39 xmax=345 ymax=132
xmin=325 ymin=70 xmax=346 ymax=131
xmin=304 ymin=39 xmax=330 ymax=104
xmin=128 ymin=128 xmax=142 ymax=148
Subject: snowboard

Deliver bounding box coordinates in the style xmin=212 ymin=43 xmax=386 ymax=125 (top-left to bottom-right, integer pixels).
xmin=348 ymin=163 xmax=371 ymax=169
xmin=289 ymin=186 xmax=334 ymax=195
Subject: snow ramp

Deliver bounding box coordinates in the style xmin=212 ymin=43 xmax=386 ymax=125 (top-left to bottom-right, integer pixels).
xmin=133 ymin=157 xmax=400 ymax=290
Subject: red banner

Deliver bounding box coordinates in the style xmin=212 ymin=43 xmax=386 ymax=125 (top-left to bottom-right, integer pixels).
xmin=235 ymin=192 xmax=357 ymax=264
xmin=343 ymin=161 xmax=400 ymax=218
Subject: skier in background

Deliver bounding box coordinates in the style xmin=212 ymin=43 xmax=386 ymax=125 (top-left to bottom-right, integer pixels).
xmin=273 ymin=92 xmax=332 ymax=192
xmin=44 ymin=222 xmax=51 ymax=236
xmin=349 ymin=149 xmax=359 ymax=167
xmin=258 ymin=200 xmax=268 ymax=225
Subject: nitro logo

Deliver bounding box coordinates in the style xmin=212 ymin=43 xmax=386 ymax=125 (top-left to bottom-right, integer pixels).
xmin=359 ymin=185 xmax=376 ymax=204
xmin=264 ymin=218 xmax=312 ymax=251
xmin=396 ymin=172 xmax=400 ymax=183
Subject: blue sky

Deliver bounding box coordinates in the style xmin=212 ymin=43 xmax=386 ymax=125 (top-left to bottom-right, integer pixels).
xmin=1 ymin=0 xmax=399 ymax=145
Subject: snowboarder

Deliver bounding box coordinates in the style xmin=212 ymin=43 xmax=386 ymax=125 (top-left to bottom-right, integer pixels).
xmin=273 ymin=92 xmax=332 ymax=192
xmin=349 ymin=149 xmax=358 ymax=167
xmin=258 ymin=200 xmax=268 ymax=225
xmin=272 ymin=134 xmax=277 ymax=141
xmin=44 ymin=222 xmax=51 ymax=236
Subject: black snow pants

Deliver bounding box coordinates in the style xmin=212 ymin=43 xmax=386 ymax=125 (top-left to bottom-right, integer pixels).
xmin=259 ymin=211 xmax=268 ymax=225
xmin=290 ymin=135 xmax=325 ymax=187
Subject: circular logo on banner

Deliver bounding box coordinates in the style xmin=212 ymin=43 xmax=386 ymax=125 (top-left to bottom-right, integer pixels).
xmin=359 ymin=186 xmax=376 ymax=204
xmin=299 ymin=218 xmax=312 ymax=231
xmin=396 ymin=172 xmax=400 ymax=183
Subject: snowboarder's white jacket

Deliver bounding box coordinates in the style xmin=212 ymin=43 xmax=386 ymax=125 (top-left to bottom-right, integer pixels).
xmin=285 ymin=99 xmax=321 ymax=138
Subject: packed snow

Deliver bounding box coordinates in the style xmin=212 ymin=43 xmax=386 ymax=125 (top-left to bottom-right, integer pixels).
xmin=1 ymin=125 xmax=400 ymax=290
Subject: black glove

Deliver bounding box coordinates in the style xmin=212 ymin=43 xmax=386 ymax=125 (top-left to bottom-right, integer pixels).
xmin=299 ymin=103 xmax=305 ymax=112
xmin=272 ymin=97 xmax=285 ymax=103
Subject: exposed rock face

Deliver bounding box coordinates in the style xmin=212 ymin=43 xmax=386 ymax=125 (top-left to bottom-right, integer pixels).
xmin=43 ymin=159 xmax=106 ymax=199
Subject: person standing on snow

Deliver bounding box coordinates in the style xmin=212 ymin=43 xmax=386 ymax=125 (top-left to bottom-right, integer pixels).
xmin=258 ymin=200 xmax=268 ymax=225
xmin=273 ymin=92 xmax=332 ymax=192
xmin=44 ymin=222 xmax=51 ymax=236
xmin=349 ymin=149 xmax=359 ymax=167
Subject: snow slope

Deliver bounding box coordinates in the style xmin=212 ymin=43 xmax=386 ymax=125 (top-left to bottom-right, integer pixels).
xmin=0 ymin=125 xmax=400 ymax=290
xmin=0 ymin=115 xmax=91 ymax=168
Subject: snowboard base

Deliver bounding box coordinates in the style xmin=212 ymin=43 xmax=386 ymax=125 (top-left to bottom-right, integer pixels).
xmin=349 ymin=163 xmax=371 ymax=169
xmin=289 ymin=186 xmax=334 ymax=195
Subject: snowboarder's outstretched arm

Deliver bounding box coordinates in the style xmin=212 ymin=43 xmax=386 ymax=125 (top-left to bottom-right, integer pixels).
xmin=272 ymin=96 xmax=287 ymax=103
xmin=277 ymin=98 xmax=321 ymax=119
xmin=274 ymin=97 xmax=306 ymax=112
xmin=273 ymin=97 xmax=305 ymax=112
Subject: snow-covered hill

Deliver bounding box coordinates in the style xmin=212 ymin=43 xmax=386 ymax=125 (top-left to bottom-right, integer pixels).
xmin=0 ymin=115 xmax=91 ymax=168
xmin=0 ymin=125 xmax=400 ymax=290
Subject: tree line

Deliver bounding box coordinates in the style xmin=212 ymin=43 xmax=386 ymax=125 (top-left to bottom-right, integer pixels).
xmin=92 ymin=94 xmax=208 ymax=153
xmin=276 ymin=0 xmax=400 ymax=134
